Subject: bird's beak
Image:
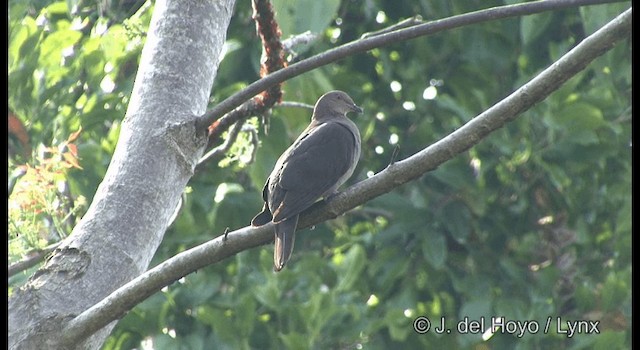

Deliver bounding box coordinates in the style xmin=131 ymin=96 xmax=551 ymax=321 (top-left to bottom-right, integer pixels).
xmin=351 ymin=104 xmax=364 ymax=114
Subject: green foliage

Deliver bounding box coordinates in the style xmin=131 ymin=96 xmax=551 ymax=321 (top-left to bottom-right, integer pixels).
xmin=9 ymin=0 xmax=631 ymax=349
xmin=272 ymin=0 xmax=341 ymax=39
xmin=8 ymin=129 xmax=86 ymax=286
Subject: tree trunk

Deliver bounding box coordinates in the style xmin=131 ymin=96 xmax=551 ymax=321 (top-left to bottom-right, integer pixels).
xmin=8 ymin=0 xmax=236 ymax=348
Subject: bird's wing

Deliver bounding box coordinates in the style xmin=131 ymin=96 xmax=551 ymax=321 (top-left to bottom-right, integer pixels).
xmin=269 ymin=121 xmax=357 ymax=222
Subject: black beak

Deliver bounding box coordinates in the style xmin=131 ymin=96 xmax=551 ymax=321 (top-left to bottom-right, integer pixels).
xmin=351 ymin=104 xmax=364 ymax=114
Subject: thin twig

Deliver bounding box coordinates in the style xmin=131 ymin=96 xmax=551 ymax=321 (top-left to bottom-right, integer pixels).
xmin=199 ymin=120 xmax=245 ymax=164
xmin=388 ymin=145 xmax=401 ymax=167
xmin=244 ymin=124 xmax=260 ymax=164
xmin=276 ymin=101 xmax=314 ymax=110
xmin=282 ymin=31 xmax=319 ymax=52
xmin=8 ymin=242 xmax=60 ymax=277
xmin=360 ymin=16 xmax=424 ymax=39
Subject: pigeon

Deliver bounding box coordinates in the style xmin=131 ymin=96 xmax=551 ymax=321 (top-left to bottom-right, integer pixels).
xmin=251 ymin=90 xmax=363 ymax=271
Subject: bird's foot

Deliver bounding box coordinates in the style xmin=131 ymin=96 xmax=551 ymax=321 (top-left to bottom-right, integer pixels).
xmin=387 ymin=145 xmax=401 ymax=167
xmin=223 ymin=227 xmax=230 ymax=241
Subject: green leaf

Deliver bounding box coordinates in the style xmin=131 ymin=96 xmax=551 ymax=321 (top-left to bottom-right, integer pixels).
xmin=580 ymin=4 xmax=630 ymax=35
xmin=252 ymin=276 xmax=281 ymax=310
xmin=422 ymin=230 xmax=446 ymax=270
xmin=45 ymin=1 xmax=69 ymax=15
xmin=279 ymin=332 xmax=309 ymax=349
xmin=520 ymin=12 xmax=552 ymax=46
xmin=335 ymin=244 xmax=366 ymax=291
xmin=544 ymin=101 xmax=606 ymax=147
xmin=601 ymin=271 xmax=630 ymax=312
xmin=457 ymin=299 xmax=492 ymax=346
xmin=383 ymin=308 xmax=411 ymax=341
xmin=494 ymin=298 xmax=526 ymax=322
xmin=592 ymin=331 xmax=628 ymax=350
xmin=101 ymin=25 xmax=130 ymax=63
xmin=431 ymin=157 xmax=474 ymax=189
xmin=273 ymin=0 xmax=341 ymax=38
xmin=440 ymin=201 xmax=471 ymax=243
xmin=560 ymin=102 xmax=604 ymax=129
xmin=9 ymin=17 xmax=40 ymax=68
xmin=39 ymin=28 xmax=82 ymax=87
xmin=235 ymin=294 xmax=257 ymax=336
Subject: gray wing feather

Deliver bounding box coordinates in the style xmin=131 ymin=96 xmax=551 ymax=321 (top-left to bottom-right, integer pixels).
xmin=269 ymin=122 xmax=356 ymax=222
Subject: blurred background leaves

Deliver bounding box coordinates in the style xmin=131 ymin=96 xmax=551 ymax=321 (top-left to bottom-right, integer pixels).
xmin=8 ymin=0 xmax=631 ymax=349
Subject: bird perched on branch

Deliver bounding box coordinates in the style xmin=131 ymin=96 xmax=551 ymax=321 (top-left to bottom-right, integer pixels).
xmin=251 ymin=90 xmax=363 ymax=271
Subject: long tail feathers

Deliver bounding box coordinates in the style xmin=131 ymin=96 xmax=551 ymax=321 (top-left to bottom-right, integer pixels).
xmin=273 ymin=215 xmax=299 ymax=272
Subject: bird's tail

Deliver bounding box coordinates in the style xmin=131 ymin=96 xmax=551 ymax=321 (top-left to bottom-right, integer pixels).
xmin=273 ymin=215 xmax=299 ymax=272
xmin=251 ymin=204 xmax=273 ymax=226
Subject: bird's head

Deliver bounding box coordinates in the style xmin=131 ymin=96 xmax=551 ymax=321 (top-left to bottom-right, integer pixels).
xmin=313 ymin=90 xmax=363 ymax=119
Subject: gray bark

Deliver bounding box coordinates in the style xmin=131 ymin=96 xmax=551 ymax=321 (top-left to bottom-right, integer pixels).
xmin=8 ymin=0 xmax=236 ymax=349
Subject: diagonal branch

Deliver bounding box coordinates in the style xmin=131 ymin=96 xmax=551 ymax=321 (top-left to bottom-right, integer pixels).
xmin=195 ymin=0 xmax=626 ymax=132
xmin=61 ymin=7 xmax=631 ymax=346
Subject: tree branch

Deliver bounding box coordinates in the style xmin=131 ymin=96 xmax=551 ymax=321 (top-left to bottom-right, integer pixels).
xmin=199 ymin=120 xmax=245 ymax=164
xmin=195 ymin=0 xmax=626 ymax=132
xmin=61 ymin=7 xmax=631 ymax=346
xmin=8 ymin=243 xmax=60 ymax=277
